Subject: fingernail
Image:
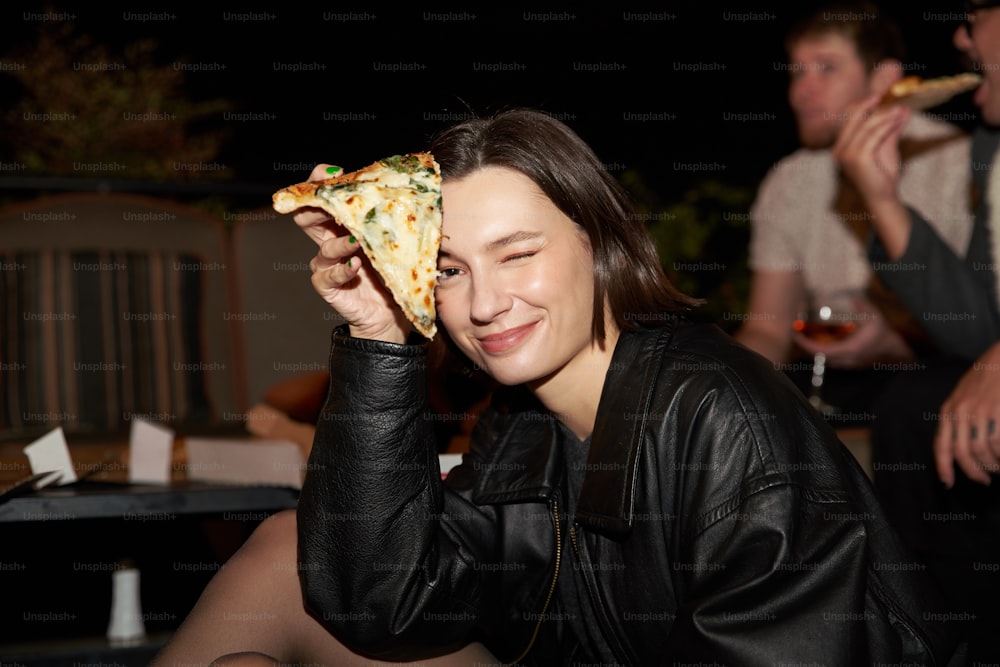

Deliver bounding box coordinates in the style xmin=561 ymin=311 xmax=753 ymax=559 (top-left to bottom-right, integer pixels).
xmin=326 ymin=165 xmax=342 ymax=175
xmin=348 ymin=235 xmax=356 ymax=244
xmin=342 ymin=256 xmax=353 ymax=267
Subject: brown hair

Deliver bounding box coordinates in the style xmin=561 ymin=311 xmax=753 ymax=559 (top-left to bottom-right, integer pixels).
xmin=427 ymin=108 xmax=701 ymax=343
xmin=785 ymin=1 xmax=906 ymax=71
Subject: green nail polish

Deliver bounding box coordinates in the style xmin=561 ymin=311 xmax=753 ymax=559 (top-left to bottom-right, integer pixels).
xmin=348 ymin=235 xmax=356 ymax=244
xmin=326 ymin=165 xmax=342 ymax=175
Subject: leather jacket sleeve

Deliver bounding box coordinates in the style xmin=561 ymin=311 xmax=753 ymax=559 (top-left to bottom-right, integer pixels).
xmin=651 ymin=338 xmax=951 ymax=663
xmin=667 ymin=474 xmax=874 ymax=662
xmin=296 ymin=329 xmax=494 ymax=660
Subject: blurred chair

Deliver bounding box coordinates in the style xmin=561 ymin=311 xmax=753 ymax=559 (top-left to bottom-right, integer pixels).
xmin=228 ymin=208 xmax=339 ymax=409
xmin=0 ymin=192 xmax=244 ymax=441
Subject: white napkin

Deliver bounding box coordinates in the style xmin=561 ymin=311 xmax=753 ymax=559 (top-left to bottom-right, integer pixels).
xmin=22 ymin=426 xmax=77 ymax=485
xmin=128 ymin=419 xmax=174 ymax=485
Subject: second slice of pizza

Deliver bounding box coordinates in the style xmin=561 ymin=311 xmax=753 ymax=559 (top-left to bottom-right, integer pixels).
xmin=273 ymin=153 xmax=443 ymax=338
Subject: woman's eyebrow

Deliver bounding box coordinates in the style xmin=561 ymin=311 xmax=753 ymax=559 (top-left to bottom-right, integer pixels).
xmin=484 ymin=230 xmax=544 ymax=252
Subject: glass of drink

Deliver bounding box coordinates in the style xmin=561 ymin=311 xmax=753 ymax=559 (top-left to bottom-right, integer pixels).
xmin=792 ymin=290 xmax=860 ymax=415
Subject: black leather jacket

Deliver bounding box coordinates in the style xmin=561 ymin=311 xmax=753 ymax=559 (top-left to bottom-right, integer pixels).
xmin=298 ymin=319 xmax=962 ymax=665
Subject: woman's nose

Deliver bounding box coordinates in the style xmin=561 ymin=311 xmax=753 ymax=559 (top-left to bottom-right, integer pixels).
xmin=469 ymin=275 xmax=513 ymax=324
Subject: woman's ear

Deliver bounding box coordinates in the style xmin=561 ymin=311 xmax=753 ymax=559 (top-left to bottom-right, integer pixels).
xmin=868 ymin=58 xmax=904 ymax=96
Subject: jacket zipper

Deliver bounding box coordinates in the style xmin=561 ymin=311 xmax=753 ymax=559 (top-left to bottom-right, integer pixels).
xmin=504 ymin=498 xmax=563 ymax=667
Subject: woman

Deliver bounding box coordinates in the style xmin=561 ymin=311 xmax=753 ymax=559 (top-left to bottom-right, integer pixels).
xmin=155 ymin=109 xmax=961 ymax=665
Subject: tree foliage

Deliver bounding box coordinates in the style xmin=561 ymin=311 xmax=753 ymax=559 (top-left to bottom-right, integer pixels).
xmin=621 ymin=170 xmax=754 ymax=330
xmin=2 ymin=21 xmax=231 ymax=181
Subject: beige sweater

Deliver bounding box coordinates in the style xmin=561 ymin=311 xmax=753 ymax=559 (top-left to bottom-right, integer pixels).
xmin=749 ymin=113 xmax=974 ymax=303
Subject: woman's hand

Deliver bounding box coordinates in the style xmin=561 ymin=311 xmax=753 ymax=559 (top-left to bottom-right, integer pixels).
xmin=293 ymin=164 xmax=411 ymax=343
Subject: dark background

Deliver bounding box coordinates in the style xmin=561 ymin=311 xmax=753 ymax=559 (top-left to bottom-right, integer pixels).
xmin=0 ymin=2 xmax=978 ymax=206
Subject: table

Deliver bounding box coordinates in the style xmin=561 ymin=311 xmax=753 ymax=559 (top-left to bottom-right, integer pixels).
xmin=0 ymin=435 xmax=300 ymax=665
xmin=0 ymin=435 xmax=300 ymax=520
xmin=0 ymin=479 xmax=299 ymax=523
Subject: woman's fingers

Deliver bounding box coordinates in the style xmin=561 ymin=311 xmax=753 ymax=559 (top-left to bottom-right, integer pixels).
xmin=281 ymin=163 xmax=409 ymax=342
xmin=310 ymin=235 xmax=363 ymax=294
xmin=308 ymin=163 xmax=341 ymax=181
xmin=290 ymin=164 xmax=345 ymax=246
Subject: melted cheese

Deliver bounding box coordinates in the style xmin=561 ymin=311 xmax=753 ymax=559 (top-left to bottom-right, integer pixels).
xmin=309 ymin=157 xmax=442 ymax=338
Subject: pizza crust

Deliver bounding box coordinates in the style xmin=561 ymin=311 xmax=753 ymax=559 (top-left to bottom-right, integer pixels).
xmin=272 ymin=155 xmax=435 ymax=214
xmin=879 ymin=73 xmax=982 ymax=111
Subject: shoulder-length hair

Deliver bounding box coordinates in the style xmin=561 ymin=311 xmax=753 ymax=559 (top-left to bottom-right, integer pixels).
xmin=427 ymin=107 xmax=701 ymax=343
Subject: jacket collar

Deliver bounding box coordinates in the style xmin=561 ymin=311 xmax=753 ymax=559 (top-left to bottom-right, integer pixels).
xmin=470 ymin=321 xmax=677 ymax=536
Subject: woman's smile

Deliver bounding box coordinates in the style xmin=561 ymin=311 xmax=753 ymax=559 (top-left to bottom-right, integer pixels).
xmin=475 ymin=321 xmax=540 ymax=354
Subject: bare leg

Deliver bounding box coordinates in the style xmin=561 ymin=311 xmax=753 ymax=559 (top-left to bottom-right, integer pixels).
xmin=151 ymin=509 xmax=497 ymax=667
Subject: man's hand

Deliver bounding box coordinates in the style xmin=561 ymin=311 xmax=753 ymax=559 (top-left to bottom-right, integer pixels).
xmin=934 ymin=342 xmax=1000 ymax=487
xmin=833 ymin=94 xmax=910 ymax=205
xmin=832 ymin=94 xmax=914 ymax=260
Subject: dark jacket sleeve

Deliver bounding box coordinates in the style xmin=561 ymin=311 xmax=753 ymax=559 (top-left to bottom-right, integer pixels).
xmin=295 ymin=329 xmax=493 ymax=660
xmin=868 ymin=208 xmax=1000 ymax=359
xmin=658 ymin=345 xmax=955 ymax=664
xmin=658 ymin=374 xmax=870 ymax=662
xmin=669 ymin=482 xmax=873 ymax=664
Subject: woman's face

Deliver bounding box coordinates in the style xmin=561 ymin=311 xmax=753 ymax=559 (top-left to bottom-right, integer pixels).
xmin=435 ymin=167 xmax=598 ymax=388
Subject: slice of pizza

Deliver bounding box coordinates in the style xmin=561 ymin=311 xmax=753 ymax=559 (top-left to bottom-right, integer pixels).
xmin=272 ymin=153 xmax=442 ymax=339
xmin=879 ymin=73 xmax=982 ymax=111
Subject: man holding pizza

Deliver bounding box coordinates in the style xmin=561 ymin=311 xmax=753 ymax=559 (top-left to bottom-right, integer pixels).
xmin=734 ymin=1 xmax=974 ymax=423
xmin=833 ymin=0 xmax=1000 ymax=659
